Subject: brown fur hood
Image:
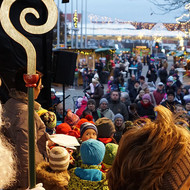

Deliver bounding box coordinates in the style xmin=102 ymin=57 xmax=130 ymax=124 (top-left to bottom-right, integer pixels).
xmin=36 ymin=161 xmax=70 ymax=189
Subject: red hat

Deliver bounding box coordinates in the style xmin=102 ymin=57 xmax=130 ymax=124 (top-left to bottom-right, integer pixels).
xmin=67 ymin=129 xmax=80 ymax=138
xmin=85 ymin=114 xmax=93 ymax=121
xmin=56 ymin=123 xmax=71 ymax=134
xmin=75 ymin=118 xmax=88 ymax=129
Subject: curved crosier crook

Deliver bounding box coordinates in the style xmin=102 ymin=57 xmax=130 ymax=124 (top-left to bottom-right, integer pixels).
xmin=0 ymin=0 xmax=58 ymax=74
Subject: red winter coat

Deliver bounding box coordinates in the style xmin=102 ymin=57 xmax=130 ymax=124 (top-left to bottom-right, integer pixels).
xmin=76 ymin=100 xmax=87 ymax=117
xmin=153 ymin=90 xmax=166 ymax=105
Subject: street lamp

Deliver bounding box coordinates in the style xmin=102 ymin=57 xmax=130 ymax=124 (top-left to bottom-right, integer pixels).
xmin=73 ymin=10 xmax=79 ymax=48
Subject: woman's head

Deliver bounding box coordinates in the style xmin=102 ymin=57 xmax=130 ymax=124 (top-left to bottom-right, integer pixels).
xmin=107 ymin=105 xmax=190 ymax=190
xmin=114 ymin=113 xmax=124 ymax=128
xmin=87 ymin=99 xmax=96 ymax=111
xmin=139 ymin=90 xmax=145 ymax=98
xmin=142 ymin=94 xmax=151 ymax=104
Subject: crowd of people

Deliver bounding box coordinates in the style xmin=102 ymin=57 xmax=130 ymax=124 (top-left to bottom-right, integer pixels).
xmin=1 ymin=52 xmax=190 ymax=190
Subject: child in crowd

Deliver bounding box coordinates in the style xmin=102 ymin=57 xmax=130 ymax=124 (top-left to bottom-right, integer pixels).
xmin=56 ymin=123 xmax=71 ymax=135
xmin=101 ymin=143 xmax=118 ymax=173
xmin=95 ymin=117 xmax=117 ymax=144
xmin=37 ymin=109 xmax=57 ymax=135
xmin=68 ymin=139 xmax=108 ymax=190
xmin=113 ymin=114 xmax=125 ymax=143
xmin=185 ymin=100 xmax=190 ymax=116
xmin=108 ymin=76 xmax=114 ymax=89
xmin=72 ymin=122 xmax=98 ymax=168
xmin=36 ymin=146 xmax=70 ymax=190
xmin=80 ymin=122 xmax=98 ymax=142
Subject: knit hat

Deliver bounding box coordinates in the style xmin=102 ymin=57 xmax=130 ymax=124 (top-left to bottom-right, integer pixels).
xmin=56 ymin=123 xmax=71 ymax=134
xmin=158 ymin=82 xmax=164 ymax=86
xmin=49 ymin=147 xmax=70 ymax=171
xmin=161 ymin=144 xmax=190 ymax=189
xmin=40 ymin=111 xmax=57 ymax=130
xmin=114 ymin=113 xmax=124 ymax=122
xmin=184 ymin=95 xmax=190 ymax=104
xmin=142 ymin=94 xmax=151 ymax=102
xmin=167 ymin=76 xmax=174 ymax=82
xmin=80 ymin=139 xmax=105 ymax=165
xmin=99 ymin=98 xmax=108 ymax=105
xmin=95 ymin=117 xmax=116 ymax=138
xmin=87 ymin=99 xmax=96 ymax=106
xmin=64 ymin=109 xmax=79 ymax=127
xmin=103 ymin=143 xmax=118 ymax=168
xmin=37 ymin=108 xmax=48 ymax=117
xmin=92 ymin=78 xmax=99 ymax=83
xmin=80 ymin=122 xmax=98 ymax=138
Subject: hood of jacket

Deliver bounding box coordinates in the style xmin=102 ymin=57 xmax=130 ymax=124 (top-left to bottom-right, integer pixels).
xmin=68 ymin=167 xmax=108 ymax=190
xmin=36 ymin=162 xmax=70 ymax=187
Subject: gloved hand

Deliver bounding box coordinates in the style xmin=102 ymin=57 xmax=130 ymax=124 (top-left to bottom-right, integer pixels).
xmin=27 ymin=183 xmax=45 ymax=190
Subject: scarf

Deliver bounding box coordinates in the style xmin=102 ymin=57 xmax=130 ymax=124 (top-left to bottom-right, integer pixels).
xmin=140 ymin=100 xmax=151 ymax=108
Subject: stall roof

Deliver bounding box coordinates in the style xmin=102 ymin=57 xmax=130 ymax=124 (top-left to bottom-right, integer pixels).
xmin=175 ymin=51 xmax=184 ymax=57
xmin=95 ymin=48 xmax=112 ymax=52
xmin=115 ymin=48 xmax=131 ymax=54
xmin=68 ymin=23 xmax=186 ymax=39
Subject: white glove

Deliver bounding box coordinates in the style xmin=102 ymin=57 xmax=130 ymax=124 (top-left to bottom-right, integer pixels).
xmin=27 ymin=183 xmax=45 ymax=190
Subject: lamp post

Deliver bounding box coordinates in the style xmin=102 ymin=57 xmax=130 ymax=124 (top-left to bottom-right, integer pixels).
xmin=85 ymin=0 xmax=87 ymax=48
xmin=64 ymin=3 xmax=67 ymax=48
xmin=71 ymin=0 xmax=74 ymax=48
xmin=73 ymin=10 xmax=79 ymax=48
xmin=80 ymin=0 xmax=83 ymax=48
xmin=57 ymin=0 xmax=60 ymax=48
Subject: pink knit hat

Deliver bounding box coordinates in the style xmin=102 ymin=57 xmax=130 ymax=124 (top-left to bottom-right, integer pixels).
xmin=142 ymin=94 xmax=151 ymax=102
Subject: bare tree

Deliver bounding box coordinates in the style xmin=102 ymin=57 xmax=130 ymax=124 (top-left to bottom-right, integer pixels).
xmin=150 ymin=0 xmax=190 ymax=12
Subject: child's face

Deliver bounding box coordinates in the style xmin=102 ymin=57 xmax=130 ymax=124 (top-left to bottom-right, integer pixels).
xmin=87 ymin=103 xmax=95 ymax=111
xmin=185 ymin=103 xmax=190 ymax=111
xmin=175 ymin=107 xmax=184 ymax=113
xmin=81 ymin=129 xmax=97 ymax=142
xmin=115 ymin=118 xmax=123 ymax=127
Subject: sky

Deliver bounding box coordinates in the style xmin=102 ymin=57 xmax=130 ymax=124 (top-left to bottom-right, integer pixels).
xmin=58 ymin=0 xmax=186 ymax=23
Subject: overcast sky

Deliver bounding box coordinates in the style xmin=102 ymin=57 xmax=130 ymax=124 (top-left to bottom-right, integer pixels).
xmin=58 ymin=0 xmax=186 ymax=23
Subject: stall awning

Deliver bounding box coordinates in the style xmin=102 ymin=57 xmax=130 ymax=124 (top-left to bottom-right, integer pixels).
xmin=115 ymin=48 xmax=131 ymax=54
xmin=175 ymin=51 xmax=184 ymax=57
xmin=95 ymin=48 xmax=112 ymax=53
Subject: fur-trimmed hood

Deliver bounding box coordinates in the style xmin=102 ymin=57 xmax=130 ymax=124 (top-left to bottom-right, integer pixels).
xmin=36 ymin=162 xmax=70 ymax=190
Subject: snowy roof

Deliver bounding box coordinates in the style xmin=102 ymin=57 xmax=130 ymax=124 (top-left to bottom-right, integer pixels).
xmin=151 ymin=23 xmax=168 ymax=31
xmin=68 ymin=22 xmax=185 ymax=38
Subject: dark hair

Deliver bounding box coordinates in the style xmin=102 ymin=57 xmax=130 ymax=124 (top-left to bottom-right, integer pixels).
xmin=15 ymin=67 xmax=43 ymax=93
xmin=129 ymin=103 xmax=137 ymax=111
xmin=81 ymin=109 xmax=92 ymax=119
xmin=139 ymin=76 xmax=145 ymax=80
xmin=134 ymin=81 xmax=140 ymax=85
xmin=87 ymin=99 xmax=96 ymax=106
xmin=111 ymin=90 xmax=119 ymax=95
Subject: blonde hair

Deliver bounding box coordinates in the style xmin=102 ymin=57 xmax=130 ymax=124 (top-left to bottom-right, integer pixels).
xmin=107 ymin=105 xmax=190 ymax=190
xmin=0 ymin=103 xmax=17 ymax=188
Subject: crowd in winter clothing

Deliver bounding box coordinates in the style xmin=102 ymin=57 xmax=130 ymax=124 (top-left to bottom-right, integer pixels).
xmin=1 ymin=53 xmax=190 ymax=190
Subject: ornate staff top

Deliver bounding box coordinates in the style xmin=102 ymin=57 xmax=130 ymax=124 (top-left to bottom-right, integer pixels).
xmin=0 ymin=0 xmax=58 ymax=74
